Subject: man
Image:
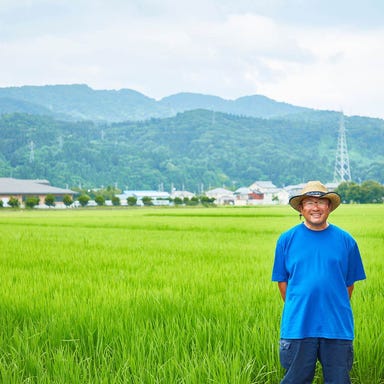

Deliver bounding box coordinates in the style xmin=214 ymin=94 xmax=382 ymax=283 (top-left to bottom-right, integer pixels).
xmin=272 ymin=181 xmax=366 ymax=384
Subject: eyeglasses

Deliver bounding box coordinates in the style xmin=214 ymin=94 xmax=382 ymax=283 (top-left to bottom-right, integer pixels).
xmin=302 ymin=200 xmax=329 ymax=208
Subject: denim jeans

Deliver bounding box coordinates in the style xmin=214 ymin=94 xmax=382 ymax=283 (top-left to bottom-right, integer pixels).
xmin=279 ymin=338 xmax=353 ymax=384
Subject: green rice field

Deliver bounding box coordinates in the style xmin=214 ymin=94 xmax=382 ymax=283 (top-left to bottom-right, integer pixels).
xmin=0 ymin=205 xmax=383 ymax=383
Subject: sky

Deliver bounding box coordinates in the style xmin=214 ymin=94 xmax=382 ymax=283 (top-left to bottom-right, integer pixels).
xmin=1 ymin=0 xmax=384 ymax=118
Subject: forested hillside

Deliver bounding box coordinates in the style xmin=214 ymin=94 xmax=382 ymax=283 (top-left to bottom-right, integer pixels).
xmin=0 ymin=110 xmax=383 ymax=191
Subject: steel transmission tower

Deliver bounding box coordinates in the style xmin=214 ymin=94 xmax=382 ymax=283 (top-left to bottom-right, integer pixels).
xmin=333 ymin=113 xmax=351 ymax=183
xmin=29 ymin=141 xmax=35 ymax=163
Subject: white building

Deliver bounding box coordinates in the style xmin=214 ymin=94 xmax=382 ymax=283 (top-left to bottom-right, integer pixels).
xmin=248 ymin=180 xmax=289 ymax=205
xmin=170 ymin=190 xmax=195 ymax=200
xmin=205 ymin=188 xmax=234 ymax=205
xmin=233 ymin=187 xmax=264 ymax=206
xmin=117 ymin=190 xmax=171 ymax=206
xmin=284 ymin=183 xmax=307 ymax=200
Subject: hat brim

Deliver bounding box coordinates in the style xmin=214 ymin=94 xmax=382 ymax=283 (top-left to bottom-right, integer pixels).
xmin=289 ymin=192 xmax=341 ymax=212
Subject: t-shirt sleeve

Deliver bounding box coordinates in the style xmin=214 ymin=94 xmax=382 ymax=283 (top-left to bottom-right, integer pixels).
xmin=272 ymin=236 xmax=288 ymax=282
xmin=346 ymin=240 xmax=366 ymax=286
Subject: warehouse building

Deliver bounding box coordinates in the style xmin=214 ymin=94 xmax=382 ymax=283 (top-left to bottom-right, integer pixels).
xmin=0 ymin=178 xmax=76 ymax=207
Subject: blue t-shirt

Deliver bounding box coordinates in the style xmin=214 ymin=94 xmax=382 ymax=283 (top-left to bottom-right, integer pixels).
xmin=272 ymin=223 xmax=366 ymax=340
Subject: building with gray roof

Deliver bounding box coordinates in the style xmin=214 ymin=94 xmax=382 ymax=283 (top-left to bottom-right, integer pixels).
xmin=0 ymin=178 xmax=76 ymax=207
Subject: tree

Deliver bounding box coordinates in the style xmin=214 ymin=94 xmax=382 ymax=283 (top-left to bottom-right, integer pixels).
xmin=336 ymin=182 xmax=361 ymax=203
xmin=25 ymin=196 xmax=40 ymax=208
xmin=335 ymin=182 xmax=349 ymax=201
xmin=200 ymin=195 xmax=215 ymax=206
xmin=336 ymin=180 xmax=384 ymax=204
xmin=173 ymin=197 xmax=183 ymax=205
xmin=78 ymin=194 xmax=90 ymax=207
xmin=360 ymin=180 xmax=384 ymax=203
xmin=142 ymin=196 xmax=153 ymax=206
xmin=95 ymin=195 xmax=105 ymax=206
xmin=127 ymin=196 xmax=137 ymax=206
xmin=0 ymin=200 xmax=3 ymax=208
xmin=111 ymin=196 xmax=120 ymax=206
xmin=63 ymin=194 xmax=73 ymax=207
xmin=186 ymin=196 xmax=199 ymax=206
xmin=347 ymin=183 xmax=362 ymax=203
xmin=87 ymin=185 xmax=122 ymax=200
xmin=45 ymin=194 xmax=55 ymax=207
xmin=7 ymin=196 xmax=20 ymax=208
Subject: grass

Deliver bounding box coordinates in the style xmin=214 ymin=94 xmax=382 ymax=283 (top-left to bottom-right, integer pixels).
xmin=0 ymin=205 xmax=382 ymax=383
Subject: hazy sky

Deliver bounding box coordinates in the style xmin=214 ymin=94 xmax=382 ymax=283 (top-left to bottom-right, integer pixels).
xmin=1 ymin=0 xmax=384 ymax=118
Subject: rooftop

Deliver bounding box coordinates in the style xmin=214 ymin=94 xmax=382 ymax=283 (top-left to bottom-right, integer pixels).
xmin=0 ymin=178 xmax=75 ymax=195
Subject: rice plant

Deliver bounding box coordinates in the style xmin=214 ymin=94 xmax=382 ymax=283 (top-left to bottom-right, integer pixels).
xmin=0 ymin=205 xmax=382 ymax=383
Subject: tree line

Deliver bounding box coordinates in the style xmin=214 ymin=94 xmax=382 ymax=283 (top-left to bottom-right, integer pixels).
xmin=335 ymin=180 xmax=384 ymax=204
xmin=1 ymin=190 xmax=215 ymax=209
xmin=2 ymin=180 xmax=382 ymax=209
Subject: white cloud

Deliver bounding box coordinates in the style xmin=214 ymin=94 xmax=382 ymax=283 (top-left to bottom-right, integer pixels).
xmin=0 ymin=0 xmax=384 ymax=117
xmin=256 ymin=25 xmax=384 ymax=117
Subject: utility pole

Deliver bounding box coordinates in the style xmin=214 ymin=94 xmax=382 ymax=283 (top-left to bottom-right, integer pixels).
xmin=29 ymin=141 xmax=35 ymax=163
xmin=333 ymin=113 xmax=352 ymax=183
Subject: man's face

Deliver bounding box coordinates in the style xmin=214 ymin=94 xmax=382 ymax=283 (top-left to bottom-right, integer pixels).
xmin=299 ymin=197 xmax=331 ymax=230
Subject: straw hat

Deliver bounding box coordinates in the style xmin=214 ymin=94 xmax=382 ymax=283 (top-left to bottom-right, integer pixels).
xmin=289 ymin=181 xmax=341 ymax=212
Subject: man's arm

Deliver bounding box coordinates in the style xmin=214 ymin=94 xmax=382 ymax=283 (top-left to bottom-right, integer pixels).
xmin=278 ymin=282 xmax=287 ymax=302
xmin=347 ymin=284 xmax=354 ymax=299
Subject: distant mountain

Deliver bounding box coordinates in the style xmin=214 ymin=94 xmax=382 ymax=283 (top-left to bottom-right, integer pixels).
xmin=1 ymin=84 xmax=382 ymax=189
xmin=0 ymin=84 xmax=313 ymax=122
xmin=0 ymin=97 xmax=54 ymax=116
xmin=0 ymin=84 xmax=168 ymax=122
xmin=159 ymin=93 xmax=311 ymax=118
